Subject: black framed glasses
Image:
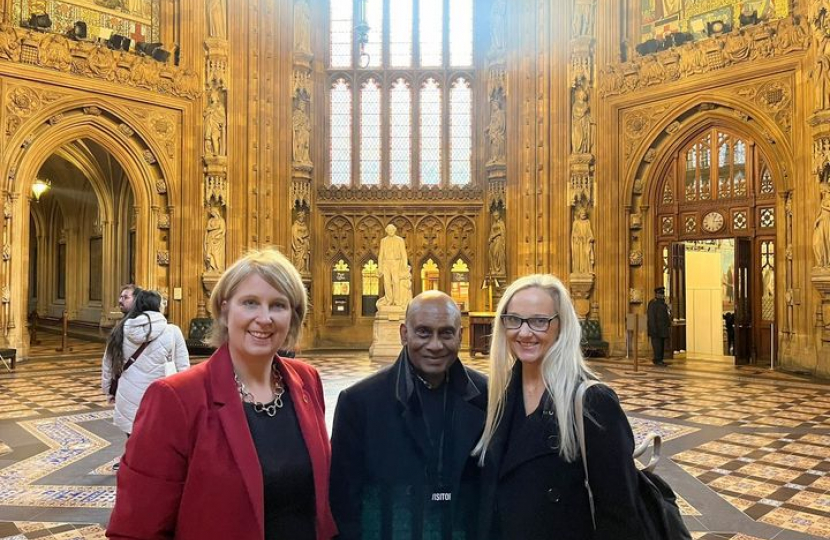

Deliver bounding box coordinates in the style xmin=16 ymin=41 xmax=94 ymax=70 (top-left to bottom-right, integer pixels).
xmin=500 ymin=314 xmax=559 ymax=332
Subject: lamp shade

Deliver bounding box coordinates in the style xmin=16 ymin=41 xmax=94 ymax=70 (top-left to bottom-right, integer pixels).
xmin=31 ymin=178 xmax=51 ymax=201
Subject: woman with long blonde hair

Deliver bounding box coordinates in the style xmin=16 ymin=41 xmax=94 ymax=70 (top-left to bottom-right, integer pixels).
xmin=473 ymin=274 xmax=650 ymax=539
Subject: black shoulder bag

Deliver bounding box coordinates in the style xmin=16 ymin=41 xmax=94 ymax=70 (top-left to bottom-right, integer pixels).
xmin=575 ymin=380 xmax=691 ymax=540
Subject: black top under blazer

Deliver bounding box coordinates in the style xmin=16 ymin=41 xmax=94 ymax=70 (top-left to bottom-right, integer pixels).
xmin=479 ymin=362 xmax=650 ymax=540
xmin=330 ymin=349 xmax=488 ymax=540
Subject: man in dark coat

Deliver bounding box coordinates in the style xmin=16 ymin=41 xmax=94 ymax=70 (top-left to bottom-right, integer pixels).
xmin=647 ymin=286 xmax=672 ymax=366
xmin=330 ymin=291 xmax=488 ymax=540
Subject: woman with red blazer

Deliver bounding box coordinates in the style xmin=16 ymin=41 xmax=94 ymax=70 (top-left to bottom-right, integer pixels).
xmin=107 ymin=249 xmax=337 ymax=540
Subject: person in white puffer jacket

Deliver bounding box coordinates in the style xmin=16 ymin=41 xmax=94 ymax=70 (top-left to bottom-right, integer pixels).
xmin=101 ymin=289 xmax=190 ymax=435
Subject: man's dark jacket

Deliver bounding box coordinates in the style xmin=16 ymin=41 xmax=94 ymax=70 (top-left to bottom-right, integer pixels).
xmin=646 ymin=297 xmax=671 ymax=338
xmin=329 ymin=349 xmax=488 ymax=540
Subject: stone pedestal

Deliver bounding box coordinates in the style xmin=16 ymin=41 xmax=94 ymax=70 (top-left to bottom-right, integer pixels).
xmin=569 ymin=273 xmax=595 ymax=320
xmin=369 ymin=306 xmax=406 ymax=362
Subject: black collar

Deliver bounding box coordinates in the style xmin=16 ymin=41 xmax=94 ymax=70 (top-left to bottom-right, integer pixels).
xmin=392 ymin=348 xmax=481 ymax=406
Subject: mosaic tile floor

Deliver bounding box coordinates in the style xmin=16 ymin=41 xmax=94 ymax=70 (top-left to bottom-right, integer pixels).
xmin=2 ymin=346 xmax=830 ymax=539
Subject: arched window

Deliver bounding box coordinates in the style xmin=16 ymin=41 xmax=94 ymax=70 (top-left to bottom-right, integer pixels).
xmin=328 ymin=0 xmax=476 ymax=188
xmin=682 ymin=130 xmax=753 ymax=202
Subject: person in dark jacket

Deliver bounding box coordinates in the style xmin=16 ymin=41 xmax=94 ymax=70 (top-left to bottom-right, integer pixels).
xmin=473 ymin=274 xmax=651 ymax=540
xmin=646 ymin=286 xmax=672 ymax=366
xmin=330 ymin=290 xmax=488 ymax=540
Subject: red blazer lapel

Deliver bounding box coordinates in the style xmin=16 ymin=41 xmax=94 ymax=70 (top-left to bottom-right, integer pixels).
xmin=208 ymin=345 xmax=265 ymax=539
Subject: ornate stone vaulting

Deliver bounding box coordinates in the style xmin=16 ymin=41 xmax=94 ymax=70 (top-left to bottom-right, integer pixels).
xmin=0 ymin=0 xmax=828 ymax=376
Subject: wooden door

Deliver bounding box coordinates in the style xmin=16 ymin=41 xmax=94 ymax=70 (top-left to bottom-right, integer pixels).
xmin=669 ymin=243 xmax=686 ymax=355
xmin=755 ymin=238 xmax=776 ymax=366
xmin=735 ymin=237 xmax=753 ymax=364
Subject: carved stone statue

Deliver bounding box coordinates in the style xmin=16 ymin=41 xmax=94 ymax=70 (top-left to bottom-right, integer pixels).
xmin=294 ymin=0 xmax=311 ymax=54
xmin=814 ymin=183 xmax=830 ymax=267
xmin=490 ymin=0 xmax=506 ymax=55
xmin=377 ymin=224 xmax=410 ymax=307
xmin=486 ymin=98 xmax=506 ymax=164
xmin=571 ymin=208 xmax=595 ymax=275
xmin=291 ymin=210 xmax=311 ymax=274
xmin=204 ymin=89 xmax=226 ymax=156
xmin=292 ymin=102 xmax=311 ymax=165
xmin=204 ymin=206 xmax=226 ymax=273
xmin=488 ymin=210 xmax=506 ymax=276
xmin=812 ymin=37 xmax=830 ymax=111
xmin=572 ymin=0 xmax=595 ymax=37
xmin=207 ymin=0 xmax=227 ymax=39
xmin=571 ymin=85 xmax=591 ymax=155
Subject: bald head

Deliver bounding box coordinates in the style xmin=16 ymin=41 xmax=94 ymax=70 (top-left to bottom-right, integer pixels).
xmin=405 ymin=290 xmax=461 ymax=329
xmin=401 ymin=291 xmax=463 ymax=387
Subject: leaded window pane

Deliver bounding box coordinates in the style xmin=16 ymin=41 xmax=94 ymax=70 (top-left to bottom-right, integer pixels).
xmin=450 ymin=78 xmax=472 ymax=185
xmin=420 ymin=78 xmax=442 ymax=185
xmin=390 ymin=0 xmax=413 ymax=67
xmin=330 ymin=0 xmax=352 ymax=68
xmin=330 ymin=79 xmax=352 ymax=185
xmin=360 ymin=79 xmax=381 ymax=185
xmin=450 ymin=0 xmax=473 ymax=66
xmin=364 ymin=0 xmax=383 ymax=67
xmin=419 ymin=0 xmax=443 ymax=66
xmin=389 ymin=78 xmax=412 ymax=185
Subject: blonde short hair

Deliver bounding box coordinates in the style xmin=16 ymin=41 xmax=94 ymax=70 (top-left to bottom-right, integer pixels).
xmin=207 ymin=249 xmax=307 ymax=350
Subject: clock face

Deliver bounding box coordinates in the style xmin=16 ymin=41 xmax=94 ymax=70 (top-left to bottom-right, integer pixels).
xmin=702 ymin=211 xmax=725 ymax=233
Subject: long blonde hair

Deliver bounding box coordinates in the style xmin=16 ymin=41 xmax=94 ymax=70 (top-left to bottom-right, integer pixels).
xmin=473 ymin=274 xmax=597 ymax=464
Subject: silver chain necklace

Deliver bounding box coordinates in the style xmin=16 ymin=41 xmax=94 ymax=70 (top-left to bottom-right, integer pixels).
xmin=234 ymin=363 xmax=285 ymax=417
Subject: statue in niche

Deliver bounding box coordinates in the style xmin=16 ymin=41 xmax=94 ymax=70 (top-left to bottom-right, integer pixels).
xmin=204 ymin=206 xmax=226 ymax=273
xmin=490 ymin=0 xmax=506 ymax=54
xmin=488 ymin=209 xmax=506 ymax=276
xmin=294 ymin=0 xmax=311 ymax=54
xmin=377 ymin=224 xmax=410 ymax=308
xmin=812 ymin=32 xmax=830 ymax=111
xmin=291 ymin=209 xmax=311 ymax=274
xmin=572 ymin=0 xmax=595 ymax=37
xmin=814 ymin=182 xmax=830 ymax=267
xmin=571 ymin=85 xmax=592 ymax=155
xmin=204 ymin=88 xmax=226 ymax=156
xmin=571 ymin=208 xmax=595 ymax=275
xmin=486 ymin=98 xmax=506 ymax=164
xmin=206 ymin=0 xmax=227 ymax=39
xmin=292 ymin=101 xmax=311 ymax=165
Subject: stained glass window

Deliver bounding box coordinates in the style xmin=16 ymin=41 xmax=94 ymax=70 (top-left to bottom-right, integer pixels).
xmin=390 ymin=0 xmax=413 ymax=67
xmin=420 ymin=0 xmax=443 ymax=67
xmin=420 ymin=78 xmax=442 ymax=186
xmin=364 ymin=0 xmax=383 ymax=67
xmin=360 ymin=79 xmax=381 ymax=185
xmin=450 ymin=78 xmax=472 ymax=185
xmin=330 ymin=0 xmax=352 ymax=68
xmin=330 ymin=79 xmax=352 ymax=185
xmin=389 ymin=78 xmax=412 ymax=185
xmin=450 ymin=0 xmax=473 ymax=66
xmin=328 ymin=0 xmax=476 ymax=187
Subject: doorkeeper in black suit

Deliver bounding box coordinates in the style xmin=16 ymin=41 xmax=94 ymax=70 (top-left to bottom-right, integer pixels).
xmin=329 ymin=290 xmax=488 ymax=539
xmin=647 ymin=287 xmax=672 ymax=366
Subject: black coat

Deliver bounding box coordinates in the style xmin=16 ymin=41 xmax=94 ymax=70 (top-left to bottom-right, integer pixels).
xmin=330 ymin=349 xmax=488 ymax=540
xmin=647 ymin=298 xmax=671 ymax=338
xmin=479 ymin=363 xmax=650 ymax=540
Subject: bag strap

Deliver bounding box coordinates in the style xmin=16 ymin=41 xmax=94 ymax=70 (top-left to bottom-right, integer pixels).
xmin=122 ymin=340 xmax=151 ymax=373
xmin=574 ymin=379 xmax=602 ymax=531
xmin=575 ymin=380 xmax=665 ymax=531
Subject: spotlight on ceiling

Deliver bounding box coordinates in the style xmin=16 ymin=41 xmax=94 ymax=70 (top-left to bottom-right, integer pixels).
xmin=107 ymin=34 xmax=131 ymax=52
xmin=23 ymin=13 xmax=52 ymax=32
xmin=706 ymin=20 xmax=730 ymax=37
xmin=136 ymin=41 xmax=162 ymax=57
xmin=739 ymin=9 xmax=758 ymax=27
xmin=66 ymin=20 xmax=87 ymax=40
